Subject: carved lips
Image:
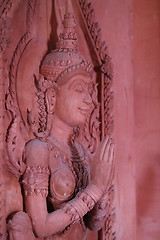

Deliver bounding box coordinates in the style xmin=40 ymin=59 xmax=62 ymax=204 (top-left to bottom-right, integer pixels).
xmin=79 ymin=106 xmax=92 ymax=116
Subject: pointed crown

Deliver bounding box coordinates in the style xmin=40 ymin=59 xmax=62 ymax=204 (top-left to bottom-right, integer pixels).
xmin=40 ymin=11 xmax=93 ymax=85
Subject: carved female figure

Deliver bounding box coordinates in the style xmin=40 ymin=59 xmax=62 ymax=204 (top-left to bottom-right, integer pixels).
xmin=7 ymin=11 xmax=114 ymax=240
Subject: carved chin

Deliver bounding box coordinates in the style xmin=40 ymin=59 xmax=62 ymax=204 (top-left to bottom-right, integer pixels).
xmin=69 ymin=115 xmax=87 ymax=127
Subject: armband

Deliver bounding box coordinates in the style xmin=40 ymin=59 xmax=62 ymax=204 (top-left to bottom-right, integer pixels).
xmin=22 ymin=166 xmax=50 ymax=197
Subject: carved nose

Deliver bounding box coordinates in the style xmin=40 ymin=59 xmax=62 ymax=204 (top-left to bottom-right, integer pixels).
xmin=83 ymin=93 xmax=93 ymax=106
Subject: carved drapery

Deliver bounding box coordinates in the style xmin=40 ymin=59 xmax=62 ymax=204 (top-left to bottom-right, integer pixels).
xmin=0 ymin=1 xmax=115 ymax=239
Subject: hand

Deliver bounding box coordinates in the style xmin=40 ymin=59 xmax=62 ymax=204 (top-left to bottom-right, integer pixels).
xmin=90 ymin=136 xmax=114 ymax=192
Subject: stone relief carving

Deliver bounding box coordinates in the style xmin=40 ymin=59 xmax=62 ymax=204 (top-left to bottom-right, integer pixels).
xmin=0 ymin=0 xmax=115 ymax=239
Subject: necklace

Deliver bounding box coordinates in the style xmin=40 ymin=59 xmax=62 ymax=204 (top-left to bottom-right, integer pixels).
xmin=46 ymin=135 xmax=85 ymax=161
xmin=40 ymin=136 xmax=78 ymax=180
xmin=48 ymin=134 xmax=72 ymax=149
xmin=39 ymin=135 xmax=90 ymax=192
xmin=38 ymin=136 xmax=90 ymax=235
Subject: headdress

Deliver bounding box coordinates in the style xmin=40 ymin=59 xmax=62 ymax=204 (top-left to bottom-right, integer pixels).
xmin=35 ymin=8 xmax=94 ymax=133
xmin=40 ymin=11 xmax=93 ymax=86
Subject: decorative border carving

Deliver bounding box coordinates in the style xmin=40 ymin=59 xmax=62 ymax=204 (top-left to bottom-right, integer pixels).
xmin=0 ymin=52 xmax=8 ymax=239
xmin=78 ymin=1 xmax=115 ymax=239
xmin=8 ymin=0 xmax=37 ymax=111
xmin=0 ymin=0 xmax=36 ymax=238
xmin=0 ymin=1 xmax=19 ymax=238
xmin=78 ymin=0 xmax=113 ymax=138
xmin=6 ymin=0 xmax=37 ymax=177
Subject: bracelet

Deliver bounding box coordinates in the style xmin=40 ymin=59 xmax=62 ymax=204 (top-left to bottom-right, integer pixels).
xmin=63 ymin=184 xmax=103 ymax=222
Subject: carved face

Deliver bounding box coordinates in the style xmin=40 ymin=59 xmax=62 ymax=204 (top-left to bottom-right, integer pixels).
xmin=53 ymin=74 xmax=94 ymax=127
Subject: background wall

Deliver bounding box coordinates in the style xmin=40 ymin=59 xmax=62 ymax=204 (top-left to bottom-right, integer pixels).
xmin=133 ymin=1 xmax=160 ymax=239
xmin=92 ymin=0 xmax=160 ymax=239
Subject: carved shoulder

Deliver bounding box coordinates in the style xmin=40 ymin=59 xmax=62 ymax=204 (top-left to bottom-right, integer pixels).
xmin=24 ymin=139 xmax=49 ymax=167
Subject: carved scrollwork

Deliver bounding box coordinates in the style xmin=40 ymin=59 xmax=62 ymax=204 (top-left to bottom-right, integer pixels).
xmin=77 ymin=77 xmax=100 ymax=154
xmin=6 ymin=0 xmax=37 ymax=177
xmin=0 ymin=1 xmax=23 ymax=238
xmin=78 ymin=0 xmax=113 ymax=137
xmin=2 ymin=3 xmax=37 ymax=239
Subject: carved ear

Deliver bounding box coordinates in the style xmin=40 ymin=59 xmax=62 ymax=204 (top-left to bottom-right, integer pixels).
xmin=45 ymin=88 xmax=56 ymax=114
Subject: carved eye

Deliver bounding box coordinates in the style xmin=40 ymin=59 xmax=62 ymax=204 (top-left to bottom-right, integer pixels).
xmin=74 ymin=85 xmax=84 ymax=93
xmin=88 ymin=83 xmax=94 ymax=94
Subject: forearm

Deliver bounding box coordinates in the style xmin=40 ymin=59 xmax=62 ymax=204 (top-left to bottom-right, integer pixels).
xmin=22 ymin=159 xmax=104 ymax=238
xmin=25 ymin=184 xmax=103 ymax=238
xmin=84 ymin=200 xmax=108 ymax=231
xmin=22 ymin=164 xmax=73 ymax=238
xmin=31 ymin=207 xmax=73 ymax=238
xmin=84 ymin=185 xmax=114 ymax=231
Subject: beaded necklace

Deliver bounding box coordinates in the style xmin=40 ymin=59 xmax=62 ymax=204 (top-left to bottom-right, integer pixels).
xmin=39 ymin=135 xmax=90 ymax=234
xmin=39 ymin=135 xmax=90 ymax=193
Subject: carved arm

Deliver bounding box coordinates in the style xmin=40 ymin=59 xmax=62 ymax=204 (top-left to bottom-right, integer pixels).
xmin=22 ymin=139 xmax=104 ymax=238
xmin=84 ymin=185 xmax=114 ymax=231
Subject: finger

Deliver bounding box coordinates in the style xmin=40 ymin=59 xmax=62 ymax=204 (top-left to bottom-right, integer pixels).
xmin=107 ymin=144 xmax=115 ymax=185
xmin=109 ymin=155 xmax=115 ymax=186
xmin=103 ymin=143 xmax=114 ymax=182
xmin=98 ymin=136 xmax=110 ymax=160
xmin=108 ymin=143 xmax=115 ymax=164
xmin=102 ymin=166 xmax=114 ymax=193
xmin=102 ymin=137 xmax=113 ymax=161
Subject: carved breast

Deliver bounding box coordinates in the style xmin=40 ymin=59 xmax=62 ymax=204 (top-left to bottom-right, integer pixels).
xmin=50 ymin=167 xmax=76 ymax=201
